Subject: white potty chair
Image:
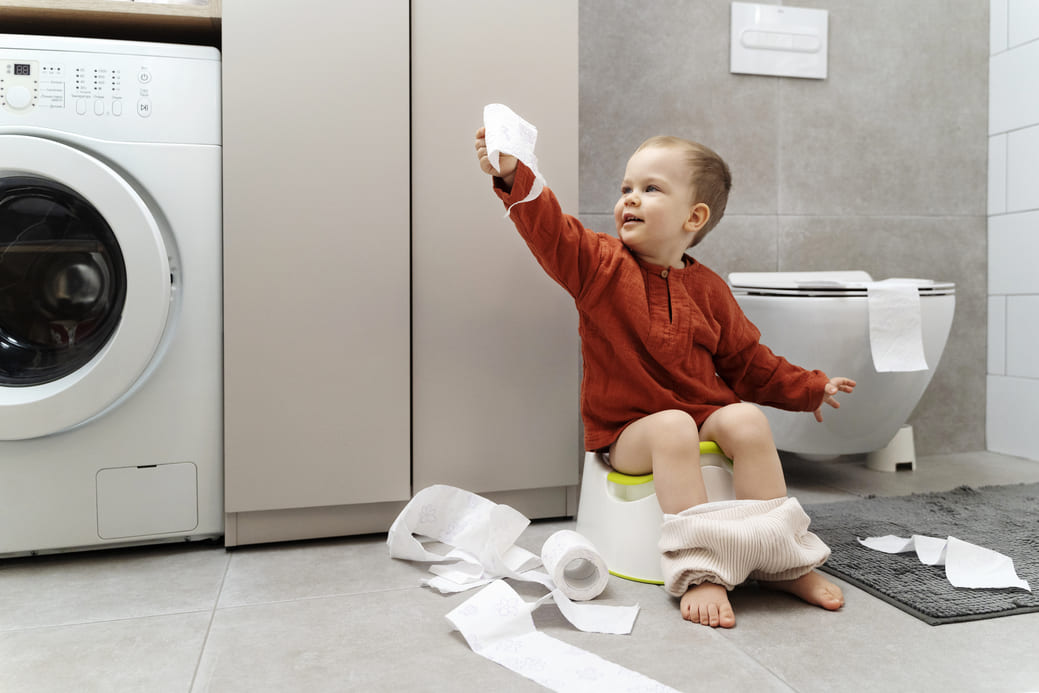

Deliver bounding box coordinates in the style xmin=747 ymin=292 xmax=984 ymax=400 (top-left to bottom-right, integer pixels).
xmin=575 ymin=441 xmax=734 ymax=585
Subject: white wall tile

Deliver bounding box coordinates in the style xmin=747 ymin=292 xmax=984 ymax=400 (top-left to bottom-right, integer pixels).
xmin=992 ymin=0 xmax=1009 ymax=54
xmin=989 ymin=295 xmax=1007 ymax=374
xmin=1007 ymin=124 xmax=1039 ymax=211
xmin=989 ymin=40 xmax=1039 ymax=134
xmin=1006 ymin=295 xmax=1039 ymax=377
xmin=989 ymin=210 xmax=1039 ymax=293
xmin=987 ymin=375 xmax=1039 ymax=460
xmin=989 ymin=134 xmax=1007 ymax=215
xmin=1009 ymin=0 xmax=1039 ymax=46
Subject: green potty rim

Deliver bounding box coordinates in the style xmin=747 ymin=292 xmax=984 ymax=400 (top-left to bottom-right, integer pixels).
xmin=605 ymin=441 xmax=730 ymax=486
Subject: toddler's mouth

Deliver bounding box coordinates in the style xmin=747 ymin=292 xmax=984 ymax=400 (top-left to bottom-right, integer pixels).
xmin=622 ymin=213 xmax=643 ymax=224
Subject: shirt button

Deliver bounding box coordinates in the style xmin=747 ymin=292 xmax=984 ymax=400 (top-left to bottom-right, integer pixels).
xmin=661 ymin=270 xmax=669 ymax=278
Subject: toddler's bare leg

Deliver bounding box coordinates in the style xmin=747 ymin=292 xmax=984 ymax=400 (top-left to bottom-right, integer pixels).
xmin=611 ymin=411 xmax=734 ymax=627
xmin=609 ymin=410 xmax=707 ymax=513
xmin=699 ymin=403 xmax=785 ymax=500
xmin=699 ymin=404 xmax=844 ymax=612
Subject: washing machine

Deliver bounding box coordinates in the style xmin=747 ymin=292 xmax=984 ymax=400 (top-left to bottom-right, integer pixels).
xmin=0 ymin=35 xmax=222 ymax=556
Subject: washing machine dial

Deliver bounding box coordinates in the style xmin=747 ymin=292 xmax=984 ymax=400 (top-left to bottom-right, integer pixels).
xmin=4 ymin=84 xmax=33 ymax=110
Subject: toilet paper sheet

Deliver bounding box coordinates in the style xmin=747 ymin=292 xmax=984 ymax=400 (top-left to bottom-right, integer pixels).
xmin=446 ymin=580 xmax=680 ymax=693
xmin=483 ymin=103 xmax=546 ymax=214
xmin=389 ymin=485 xmax=674 ymax=691
xmin=858 ymin=534 xmax=1030 ymax=591
xmin=866 ymin=279 xmax=928 ymax=372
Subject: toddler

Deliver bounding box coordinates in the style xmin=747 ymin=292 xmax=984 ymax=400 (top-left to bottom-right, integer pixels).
xmin=474 ymin=125 xmax=854 ymax=628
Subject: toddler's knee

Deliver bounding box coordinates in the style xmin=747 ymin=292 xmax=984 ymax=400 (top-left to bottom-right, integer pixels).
xmin=650 ymin=409 xmax=701 ymax=452
xmin=721 ymin=403 xmax=773 ymax=440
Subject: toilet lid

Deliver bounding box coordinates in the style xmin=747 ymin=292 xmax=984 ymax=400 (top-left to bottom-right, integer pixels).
xmin=728 ymin=271 xmax=955 ymax=297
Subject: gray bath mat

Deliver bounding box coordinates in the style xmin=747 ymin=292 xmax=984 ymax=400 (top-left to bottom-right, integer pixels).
xmin=804 ymin=483 xmax=1039 ymax=625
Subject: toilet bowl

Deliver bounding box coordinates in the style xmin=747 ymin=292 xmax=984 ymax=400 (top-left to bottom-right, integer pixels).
xmin=728 ymin=271 xmax=955 ymax=457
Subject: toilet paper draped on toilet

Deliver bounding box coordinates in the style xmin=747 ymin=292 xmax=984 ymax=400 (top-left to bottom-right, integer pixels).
xmin=867 ymin=278 xmax=930 ymax=373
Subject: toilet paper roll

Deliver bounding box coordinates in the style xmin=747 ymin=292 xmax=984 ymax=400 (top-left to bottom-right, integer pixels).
xmin=483 ymin=103 xmax=546 ymax=213
xmin=867 ymin=279 xmax=928 ymax=372
xmin=540 ymin=529 xmax=610 ymax=602
xmin=387 ymin=484 xmax=639 ymax=635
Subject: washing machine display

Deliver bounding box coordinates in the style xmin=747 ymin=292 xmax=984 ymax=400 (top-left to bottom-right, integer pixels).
xmin=0 ymin=35 xmax=223 ymax=557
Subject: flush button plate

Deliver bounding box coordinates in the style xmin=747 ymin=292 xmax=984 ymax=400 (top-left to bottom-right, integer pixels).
xmin=730 ymin=2 xmax=828 ymax=80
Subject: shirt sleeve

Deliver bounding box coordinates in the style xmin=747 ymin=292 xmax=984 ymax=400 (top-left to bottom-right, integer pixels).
xmin=709 ymin=279 xmax=830 ymax=413
xmin=493 ymin=162 xmax=601 ymax=300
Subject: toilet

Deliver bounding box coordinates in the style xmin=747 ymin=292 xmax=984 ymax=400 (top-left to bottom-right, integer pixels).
xmin=728 ymin=271 xmax=955 ymax=462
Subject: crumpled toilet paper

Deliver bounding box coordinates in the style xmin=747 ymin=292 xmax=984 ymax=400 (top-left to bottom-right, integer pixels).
xmin=387 ymin=484 xmax=638 ymax=628
xmin=866 ymin=279 xmax=929 ymax=372
xmin=858 ymin=534 xmax=1031 ymax=591
xmin=388 ymin=485 xmax=679 ymax=692
xmin=483 ymin=103 xmax=546 ymax=214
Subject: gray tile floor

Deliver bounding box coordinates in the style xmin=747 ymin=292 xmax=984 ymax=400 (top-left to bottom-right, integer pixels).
xmin=4 ymin=451 xmax=1039 ymax=692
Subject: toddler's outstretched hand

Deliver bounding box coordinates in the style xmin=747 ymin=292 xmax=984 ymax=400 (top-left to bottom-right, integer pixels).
xmin=474 ymin=127 xmax=518 ymax=189
xmin=813 ymin=377 xmax=856 ymax=422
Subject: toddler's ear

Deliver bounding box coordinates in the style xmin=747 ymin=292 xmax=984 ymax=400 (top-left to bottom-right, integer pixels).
xmin=685 ymin=203 xmax=711 ymax=233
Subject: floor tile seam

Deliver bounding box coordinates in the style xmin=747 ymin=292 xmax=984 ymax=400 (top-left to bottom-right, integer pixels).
xmin=213 ymin=584 xmax=425 ymax=612
xmin=0 ymin=608 xmax=216 ymax=635
xmin=714 ymin=633 xmax=800 ymax=693
xmin=190 ymin=551 xmax=233 ymax=691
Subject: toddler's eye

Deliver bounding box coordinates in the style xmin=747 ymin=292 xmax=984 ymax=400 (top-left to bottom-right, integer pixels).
xmin=646 ymin=185 xmax=660 ymax=192
xmin=621 ymin=186 xmax=632 ymax=194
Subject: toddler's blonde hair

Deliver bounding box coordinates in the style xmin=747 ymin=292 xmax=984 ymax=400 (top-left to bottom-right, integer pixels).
xmin=636 ymin=136 xmax=732 ymax=247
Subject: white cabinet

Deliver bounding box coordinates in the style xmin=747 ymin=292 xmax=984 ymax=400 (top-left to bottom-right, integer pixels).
xmin=411 ymin=0 xmax=581 ymax=515
xmin=222 ymin=0 xmax=579 ymax=545
xmin=222 ymin=0 xmax=412 ymax=545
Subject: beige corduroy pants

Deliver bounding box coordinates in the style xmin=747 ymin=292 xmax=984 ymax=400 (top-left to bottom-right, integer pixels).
xmin=659 ymin=497 xmax=831 ymax=597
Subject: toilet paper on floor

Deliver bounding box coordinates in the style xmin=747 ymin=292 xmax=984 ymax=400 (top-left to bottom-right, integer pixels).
xmin=446 ymin=580 xmax=680 ymax=693
xmin=858 ymin=534 xmax=1031 ymax=591
xmin=483 ymin=103 xmax=546 ymax=214
xmin=387 ymin=484 xmax=638 ymax=628
xmin=866 ymin=279 xmax=929 ymax=373
xmin=389 ymin=485 xmax=675 ymax=692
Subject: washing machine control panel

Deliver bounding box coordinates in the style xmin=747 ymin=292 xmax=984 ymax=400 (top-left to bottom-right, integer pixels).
xmin=0 ymin=45 xmax=220 ymax=145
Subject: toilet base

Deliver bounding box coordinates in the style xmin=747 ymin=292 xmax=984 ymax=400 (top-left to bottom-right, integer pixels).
xmin=866 ymin=424 xmax=917 ymax=472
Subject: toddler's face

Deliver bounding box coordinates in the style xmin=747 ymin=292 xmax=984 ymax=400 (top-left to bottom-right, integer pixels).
xmin=614 ymin=146 xmax=698 ymax=267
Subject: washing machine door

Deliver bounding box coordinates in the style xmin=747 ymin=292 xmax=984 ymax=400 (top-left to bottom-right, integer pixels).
xmin=0 ymin=135 xmax=171 ymax=440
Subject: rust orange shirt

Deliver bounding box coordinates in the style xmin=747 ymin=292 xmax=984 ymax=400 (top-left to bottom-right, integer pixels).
xmin=496 ymin=164 xmax=829 ymax=451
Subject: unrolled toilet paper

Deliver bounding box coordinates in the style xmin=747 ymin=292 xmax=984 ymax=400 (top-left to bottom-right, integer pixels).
xmin=858 ymin=534 xmax=1030 ymax=591
xmin=388 ymin=485 xmax=675 ymax=692
xmin=446 ymin=580 xmax=680 ymax=693
xmin=866 ymin=279 xmax=928 ymax=373
xmin=483 ymin=103 xmax=546 ymax=213
xmin=387 ymin=484 xmax=636 ymax=622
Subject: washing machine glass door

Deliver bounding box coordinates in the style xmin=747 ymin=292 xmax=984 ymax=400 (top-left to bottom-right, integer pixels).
xmin=0 ymin=136 xmax=171 ymax=440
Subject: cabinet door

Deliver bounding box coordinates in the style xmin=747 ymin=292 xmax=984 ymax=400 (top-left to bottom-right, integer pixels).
xmin=411 ymin=1 xmax=580 ymax=498
xmin=222 ymin=0 xmax=410 ymax=512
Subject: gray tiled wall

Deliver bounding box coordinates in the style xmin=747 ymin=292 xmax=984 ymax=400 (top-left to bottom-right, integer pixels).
xmin=578 ymin=0 xmax=989 ymax=454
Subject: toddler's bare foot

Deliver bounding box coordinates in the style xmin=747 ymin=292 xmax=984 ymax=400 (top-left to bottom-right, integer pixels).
xmin=680 ymin=582 xmax=736 ymax=628
xmin=762 ymin=570 xmax=844 ymax=611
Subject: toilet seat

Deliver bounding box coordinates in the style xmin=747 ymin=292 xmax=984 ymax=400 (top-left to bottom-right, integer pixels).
xmin=729 ymin=271 xmax=955 ymax=298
